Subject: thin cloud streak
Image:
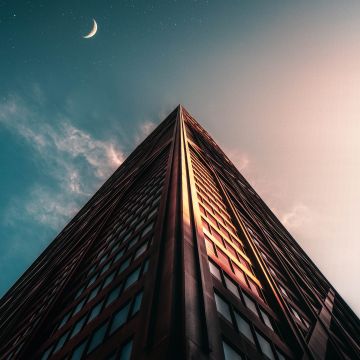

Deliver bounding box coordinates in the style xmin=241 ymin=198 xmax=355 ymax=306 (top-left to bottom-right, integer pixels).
xmin=0 ymin=93 xmax=125 ymax=228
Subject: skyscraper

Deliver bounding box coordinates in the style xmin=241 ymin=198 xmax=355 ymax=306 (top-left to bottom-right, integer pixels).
xmin=0 ymin=105 xmax=359 ymax=360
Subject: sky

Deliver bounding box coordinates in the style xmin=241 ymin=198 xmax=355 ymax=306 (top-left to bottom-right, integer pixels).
xmin=0 ymin=1 xmax=359 ymax=317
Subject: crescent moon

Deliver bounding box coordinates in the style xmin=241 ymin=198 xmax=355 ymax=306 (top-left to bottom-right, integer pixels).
xmin=83 ymin=19 xmax=98 ymax=39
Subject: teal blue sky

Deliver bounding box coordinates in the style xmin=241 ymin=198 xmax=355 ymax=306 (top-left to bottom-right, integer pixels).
xmin=1 ymin=1 xmax=360 ymax=316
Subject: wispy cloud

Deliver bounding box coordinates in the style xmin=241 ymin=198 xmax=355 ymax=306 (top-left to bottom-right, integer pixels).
xmin=134 ymin=120 xmax=156 ymax=145
xmin=224 ymin=148 xmax=250 ymax=171
xmin=280 ymin=203 xmax=312 ymax=230
xmin=0 ymin=92 xmax=125 ymax=229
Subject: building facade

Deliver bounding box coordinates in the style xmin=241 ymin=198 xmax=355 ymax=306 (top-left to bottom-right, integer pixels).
xmin=0 ymin=106 xmax=359 ymax=360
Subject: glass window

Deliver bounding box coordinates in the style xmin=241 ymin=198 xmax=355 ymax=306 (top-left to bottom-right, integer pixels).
xmin=243 ymin=294 xmax=258 ymax=316
xmin=135 ymin=219 xmax=145 ymax=232
xmin=119 ymin=258 xmax=131 ymax=274
xmin=233 ymin=265 xmax=247 ymax=285
xmin=41 ymin=346 xmax=53 ymax=360
xmin=131 ymin=291 xmax=143 ymax=315
xmin=105 ymin=285 xmax=122 ymax=307
xmin=70 ymin=316 xmax=86 ymax=339
xmin=208 ymin=260 xmax=221 ymax=281
xmin=57 ymin=311 xmax=70 ymax=329
xmin=87 ymin=322 xmax=108 ymax=354
xmin=147 ymin=208 xmax=157 ymax=219
xmin=109 ymin=303 xmax=131 ymax=335
xmin=205 ymin=237 xmax=215 ymax=254
xmin=100 ymin=263 xmax=111 ymax=275
xmin=214 ymin=293 xmax=232 ymax=323
xmin=134 ymin=242 xmax=147 ymax=259
xmin=276 ymin=349 xmax=287 ymax=360
xmin=143 ymin=259 xmax=150 ymax=273
xmin=260 ymin=309 xmax=274 ymax=331
xmin=222 ymin=340 xmax=243 ymax=360
xmin=73 ymin=299 xmax=86 ymax=315
xmin=70 ymin=341 xmax=87 ymax=360
xmin=256 ymin=331 xmax=275 ymax=360
xmin=234 ymin=312 xmax=255 ymax=344
xmin=119 ymin=339 xmax=133 ymax=360
xmin=87 ymin=274 xmax=97 ymax=287
xmin=217 ymin=249 xmax=230 ymax=267
xmin=124 ymin=267 xmax=141 ymax=290
xmin=114 ymin=249 xmax=125 ymax=263
xmin=103 ymin=271 xmax=116 ymax=288
xmin=88 ymin=301 xmax=104 ymax=323
xmin=224 ymin=275 xmax=240 ymax=299
xmin=53 ymin=330 xmax=69 ymax=353
xmin=142 ymin=222 xmax=153 ymax=238
xmin=128 ymin=236 xmax=139 ymax=249
xmin=75 ymin=286 xmax=85 ymax=299
xmin=88 ymin=285 xmax=101 ymax=303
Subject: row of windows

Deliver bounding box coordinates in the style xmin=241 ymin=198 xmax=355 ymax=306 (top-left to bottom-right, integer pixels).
xmin=54 ymin=257 xmax=149 ymax=337
xmin=68 ymin=232 xmax=152 ymax=311
xmin=245 ymin=225 xmax=311 ymax=332
xmin=44 ymin=311 xmax=135 ymax=360
xmin=85 ymin=222 xmax=154 ymax=284
xmin=43 ymin=284 xmax=144 ymax=359
xmin=190 ymin=152 xmax=262 ymax=290
xmin=96 ymin=162 xmax=165 ymax=254
xmin=94 ymin=186 xmax=162 ymax=266
xmin=206 ymin=240 xmax=261 ymax=299
xmin=45 ymin=162 xmax=164 ymax=352
xmin=208 ymin=260 xmax=271 ymax=328
xmin=198 ymin=201 xmax=236 ymax=241
xmin=215 ymin=294 xmax=286 ymax=360
xmin=203 ymin=223 xmax=251 ymax=273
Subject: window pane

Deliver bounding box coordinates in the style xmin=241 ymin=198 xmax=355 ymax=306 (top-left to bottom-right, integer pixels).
xmin=70 ymin=316 xmax=86 ymax=339
xmin=110 ymin=303 xmax=131 ymax=335
xmin=260 ymin=309 xmax=274 ymax=331
xmin=224 ymin=275 xmax=240 ymax=299
xmin=119 ymin=258 xmax=131 ymax=274
xmin=103 ymin=271 xmax=115 ymax=288
xmin=73 ymin=299 xmax=86 ymax=315
xmin=87 ymin=322 xmax=108 ymax=354
xmin=124 ymin=267 xmax=141 ymax=290
xmin=53 ymin=331 xmax=69 ymax=353
xmin=88 ymin=301 xmax=104 ymax=323
xmin=208 ymin=260 xmax=221 ymax=281
xmin=105 ymin=286 xmax=122 ymax=307
xmin=232 ymin=265 xmax=247 ymax=285
xmin=119 ymin=339 xmax=133 ymax=360
xmin=58 ymin=311 xmax=70 ymax=329
xmin=222 ymin=340 xmax=243 ymax=360
xmin=243 ymin=294 xmax=258 ymax=316
xmin=70 ymin=341 xmax=87 ymax=360
xmin=134 ymin=243 xmax=147 ymax=259
xmin=142 ymin=259 xmax=149 ymax=273
xmin=88 ymin=285 xmax=101 ymax=302
xmin=75 ymin=286 xmax=85 ymax=299
xmin=142 ymin=223 xmax=153 ymax=237
xmin=256 ymin=331 xmax=275 ymax=360
xmin=131 ymin=291 xmax=143 ymax=315
xmin=41 ymin=347 xmax=52 ymax=360
xmin=234 ymin=312 xmax=255 ymax=344
xmin=214 ymin=293 xmax=232 ymax=323
xmin=276 ymin=349 xmax=287 ymax=360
